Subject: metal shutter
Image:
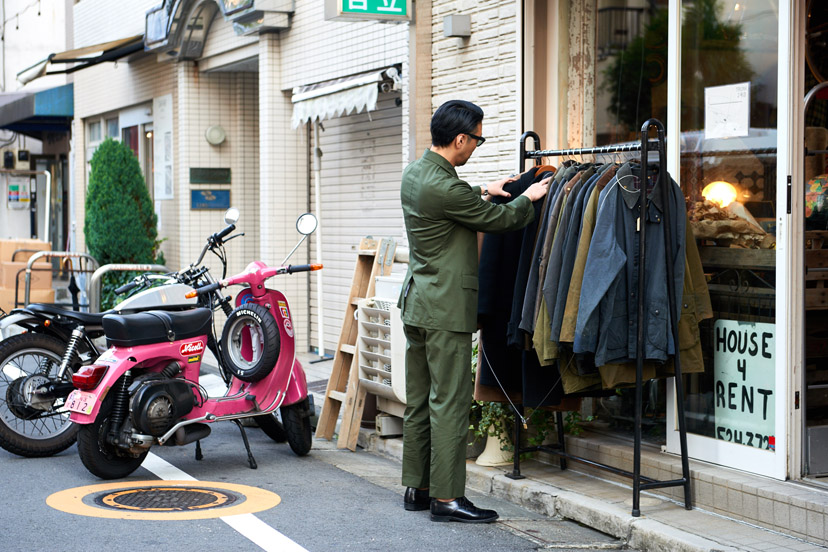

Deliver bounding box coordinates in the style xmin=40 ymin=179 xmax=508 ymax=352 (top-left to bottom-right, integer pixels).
xmin=309 ymin=94 xmax=404 ymax=354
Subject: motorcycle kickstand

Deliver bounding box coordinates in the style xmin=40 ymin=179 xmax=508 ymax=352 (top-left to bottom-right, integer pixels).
xmin=233 ymin=420 xmax=258 ymax=469
xmin=195 ymin=440 xmax=203 ymax=461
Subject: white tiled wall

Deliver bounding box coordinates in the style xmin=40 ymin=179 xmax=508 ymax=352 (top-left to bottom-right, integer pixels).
xmin=280 ymin=0 xmax=408 ymax=90
xmin=258 ymin=32 xmax=310 ymax=347
xmin=74 ymin=0 xmax=157 ymax=48
xmin=174 ymin=62 xmax=260 ymax=281
xmin=431 ymin=1 xmax=519 ymax=184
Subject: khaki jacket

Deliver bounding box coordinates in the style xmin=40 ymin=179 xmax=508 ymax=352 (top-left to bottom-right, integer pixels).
xmin=399 ymin=150 xmax=535 ymax=333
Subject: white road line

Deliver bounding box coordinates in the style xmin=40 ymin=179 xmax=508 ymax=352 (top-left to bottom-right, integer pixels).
xmin=200 ymin=373 xmax=229 ymax=396
xmin=143 ymin=453 xmax=308 ymax=552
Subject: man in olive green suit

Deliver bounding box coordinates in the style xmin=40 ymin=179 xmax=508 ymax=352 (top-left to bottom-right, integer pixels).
xmin=399 ymin=100 xmax=549 ymax=523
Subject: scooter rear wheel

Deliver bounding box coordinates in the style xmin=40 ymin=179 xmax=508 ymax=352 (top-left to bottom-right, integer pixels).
xmin=77 ymin=385 xmax=148 ymax=479
xmin=255 ymin=413 xmax=288 ymax=443
xmin=220 ymin=303 xmax=280 ymax=383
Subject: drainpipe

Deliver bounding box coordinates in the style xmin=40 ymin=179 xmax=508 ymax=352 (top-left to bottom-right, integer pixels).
xmin=313 ymin=119 xmax=325 ymax=358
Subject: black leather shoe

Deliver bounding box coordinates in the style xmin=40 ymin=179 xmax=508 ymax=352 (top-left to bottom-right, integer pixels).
xmin=403 ymin=487 xmax=430 ymax=511
xmin=430 ymin=496 xmax=498 ymax=523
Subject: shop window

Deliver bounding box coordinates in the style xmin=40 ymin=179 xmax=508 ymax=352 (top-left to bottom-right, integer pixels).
xmin=679 ymin=0 xmax=778 ymax=450
xmin=595 ymin=0 xmax=669 ymax=145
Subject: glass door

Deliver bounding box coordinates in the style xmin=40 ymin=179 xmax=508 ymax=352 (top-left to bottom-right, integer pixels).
xmin=665 ymin=0 xmax=788 ymax=480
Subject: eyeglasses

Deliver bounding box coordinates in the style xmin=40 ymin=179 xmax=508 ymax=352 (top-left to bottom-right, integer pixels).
xmin=465 ymin=132 xmax=486 ymax=147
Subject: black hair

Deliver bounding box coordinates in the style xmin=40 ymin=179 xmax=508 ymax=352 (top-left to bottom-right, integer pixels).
xmin=430 ymin=100 xmax=484 ymax=147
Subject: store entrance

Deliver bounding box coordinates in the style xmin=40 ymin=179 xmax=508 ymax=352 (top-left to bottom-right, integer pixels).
xmin=801 ymin=0 xmax=828 ymax=478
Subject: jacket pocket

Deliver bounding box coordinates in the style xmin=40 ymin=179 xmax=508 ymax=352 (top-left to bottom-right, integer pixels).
xmin=461 ymin=274 xmax=479 ymax=290
xmin=646 ymin=305 xmax=668 ymax=357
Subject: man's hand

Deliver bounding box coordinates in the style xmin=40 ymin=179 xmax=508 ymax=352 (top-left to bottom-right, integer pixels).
xmin=484 ymin=175 xmax=519 ymax=198
xmin=521 ymin=175 xmax=551 ymax=202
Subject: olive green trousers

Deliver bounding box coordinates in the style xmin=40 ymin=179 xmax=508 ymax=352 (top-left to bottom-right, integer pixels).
xmin=401 ymin=324 xmax=472 ymax=500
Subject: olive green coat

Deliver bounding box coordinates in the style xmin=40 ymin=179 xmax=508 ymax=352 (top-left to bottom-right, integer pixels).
xmin=398 ymin=150 xmax=535 ymax=333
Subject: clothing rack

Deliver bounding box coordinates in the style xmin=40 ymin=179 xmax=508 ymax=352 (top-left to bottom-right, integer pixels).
xmin=508 ymin=119 xmax=692 ymax=517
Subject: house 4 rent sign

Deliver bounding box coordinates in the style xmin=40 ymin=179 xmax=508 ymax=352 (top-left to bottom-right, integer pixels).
xmin=324 ymin=0 xmax=411 ymax=22
xmin=713 ymin=320 xmax=776 ymax=451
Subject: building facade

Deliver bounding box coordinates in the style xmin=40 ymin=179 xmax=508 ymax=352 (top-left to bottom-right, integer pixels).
xmin=61 ymin=0 xmax=828 ymax=542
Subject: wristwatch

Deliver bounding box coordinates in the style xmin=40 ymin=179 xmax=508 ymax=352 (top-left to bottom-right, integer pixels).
xmin=481 ymin=185 xmax=489 ymax=197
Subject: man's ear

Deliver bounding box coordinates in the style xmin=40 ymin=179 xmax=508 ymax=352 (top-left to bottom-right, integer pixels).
xmin=454 ymin=133 xmax=466 ymax=149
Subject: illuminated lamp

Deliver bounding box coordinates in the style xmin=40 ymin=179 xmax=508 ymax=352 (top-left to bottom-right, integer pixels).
xmin=702 ymin=181 xmax=738 ymax=208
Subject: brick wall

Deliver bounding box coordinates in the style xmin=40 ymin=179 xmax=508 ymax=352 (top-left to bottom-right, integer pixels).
xmin=430 ymin=1 xmax=519 ymax=183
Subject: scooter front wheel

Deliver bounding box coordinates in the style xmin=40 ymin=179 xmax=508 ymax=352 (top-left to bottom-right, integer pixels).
xmin=281 ymin=397 xmax=312 ymax=456
xmin=77 ymin=386 xmax=148 ymax=479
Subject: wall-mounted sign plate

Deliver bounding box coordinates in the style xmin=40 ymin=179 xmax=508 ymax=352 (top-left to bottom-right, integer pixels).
xmin=191 ymin=189 xmax=231 ymax=210
xmin=190 ymin=168 xmax=231 ymax=184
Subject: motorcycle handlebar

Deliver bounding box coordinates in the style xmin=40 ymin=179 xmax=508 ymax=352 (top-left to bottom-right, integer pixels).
xmin=193 ymin=281 xmax=222 ymax=296
xmin=214 ymin=224 xmax=236 ymax=243
xmin=114 ymin=281 xmax=139 ymax=295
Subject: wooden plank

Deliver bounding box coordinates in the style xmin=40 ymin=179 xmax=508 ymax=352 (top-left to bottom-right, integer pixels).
xmin=698 ymin=246 xmax=776 ymax=270
xmin=328 ymin=390 xmax=346 ymax=402
xmin=340 ymin=344 xmax=356 ymax=355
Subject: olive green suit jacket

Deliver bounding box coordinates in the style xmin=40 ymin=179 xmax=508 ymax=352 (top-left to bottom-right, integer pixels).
xmin=398 ymin=150 xmax=535 ymax=333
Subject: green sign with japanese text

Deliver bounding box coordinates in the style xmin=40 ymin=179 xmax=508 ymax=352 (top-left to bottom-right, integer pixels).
xmin=342 ymin=0 xmax=406 ymax=16
xmin=324 ymin=0 xmax=411 ymax=22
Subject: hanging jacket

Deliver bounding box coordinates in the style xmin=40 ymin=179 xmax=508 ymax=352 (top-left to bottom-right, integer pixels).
xmin=573 ymin=162 xmax=686 ymax=366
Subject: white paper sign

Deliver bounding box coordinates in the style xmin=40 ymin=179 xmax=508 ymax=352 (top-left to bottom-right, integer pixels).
xmin=153 ymin=94 xmax=174 ymax=200
xmin=704 ymin=82 xmax=750 ymax=140
xmin=713 ymin=320 xmax=775 ymax=451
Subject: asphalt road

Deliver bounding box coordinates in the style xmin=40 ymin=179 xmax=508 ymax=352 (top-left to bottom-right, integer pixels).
xmin=0 ymin=418 xmax=634 ymax=552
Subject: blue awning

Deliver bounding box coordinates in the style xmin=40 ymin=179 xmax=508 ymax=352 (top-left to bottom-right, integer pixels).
xmin=0 ymin=83 xmax=73 ymax=138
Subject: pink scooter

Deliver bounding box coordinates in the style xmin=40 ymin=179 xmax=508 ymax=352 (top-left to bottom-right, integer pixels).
xmin=66 ymin=211 xmax=322 ymax=479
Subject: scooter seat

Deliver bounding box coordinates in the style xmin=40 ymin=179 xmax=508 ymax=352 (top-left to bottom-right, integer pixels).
xmin=102 ymin=308 xmax=213 ymax=348
xmin=25 ymin=303 xmax=106 ymax=326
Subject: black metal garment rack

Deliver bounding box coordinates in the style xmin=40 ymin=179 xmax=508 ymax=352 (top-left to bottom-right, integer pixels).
xmin=508 ymin=119 xmax=692 ymax=517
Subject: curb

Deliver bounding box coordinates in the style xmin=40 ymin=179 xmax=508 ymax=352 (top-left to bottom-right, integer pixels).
xmin=358 ymin=429 xmax=739 ymax=552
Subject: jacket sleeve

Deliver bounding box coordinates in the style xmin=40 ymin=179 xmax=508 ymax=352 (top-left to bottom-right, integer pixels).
xmin=443 ymin=180 xmax=535 ymax=234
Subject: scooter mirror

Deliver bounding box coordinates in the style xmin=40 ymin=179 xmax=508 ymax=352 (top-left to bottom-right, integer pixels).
xmin=296 ymin=213 xmax=318 ymax=235
xmin=224 ymin=207 xmax=240 ymax=225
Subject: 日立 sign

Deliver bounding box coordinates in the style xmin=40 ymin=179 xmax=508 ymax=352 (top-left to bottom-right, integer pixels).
xmin=713 ymin=320 xmax=775 ymax=451
xmin=324 ymin=0 xmax=411 ymax=22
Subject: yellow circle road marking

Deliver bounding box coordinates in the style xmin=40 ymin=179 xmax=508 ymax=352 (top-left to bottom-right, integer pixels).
xmin=47 ymin=480 xmax=281 ymax=521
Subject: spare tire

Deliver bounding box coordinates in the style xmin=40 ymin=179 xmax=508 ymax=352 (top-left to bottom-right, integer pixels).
xmin=220 ymin=303 xmax=280 ymax=382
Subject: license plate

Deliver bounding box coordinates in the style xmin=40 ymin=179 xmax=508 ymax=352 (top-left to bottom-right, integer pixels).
xmin=65 ymin=390 xmax=96 ymax=415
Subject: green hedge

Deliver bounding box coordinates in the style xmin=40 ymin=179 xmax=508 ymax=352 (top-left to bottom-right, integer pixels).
xmin=84 ymin=138 xmax=164 ymax=309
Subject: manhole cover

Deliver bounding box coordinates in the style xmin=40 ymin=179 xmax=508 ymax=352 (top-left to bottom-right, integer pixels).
xmin=48 ymin=480 xmax=281 ymax=520
xmin=95 ymin=486 xmax=240 ymax=512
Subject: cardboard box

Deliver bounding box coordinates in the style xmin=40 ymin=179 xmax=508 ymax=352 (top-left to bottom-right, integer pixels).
xmin=0 ymin=261 xmax=52 ymax=290
xmin=0 ymin=239 xmax=51 ymax=263
xmin=0 ymin=287 xmax=54 ymax=313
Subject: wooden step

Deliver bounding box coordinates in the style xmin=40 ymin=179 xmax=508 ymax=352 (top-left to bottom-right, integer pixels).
xmin=328 ymin=390 xmax=346 ymax=402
